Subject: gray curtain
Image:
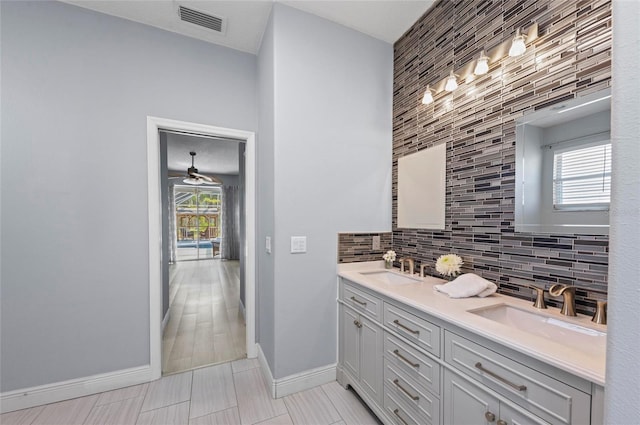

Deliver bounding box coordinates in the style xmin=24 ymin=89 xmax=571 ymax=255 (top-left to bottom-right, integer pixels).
xmin=221 ymin=185 xmax=240 ymax=260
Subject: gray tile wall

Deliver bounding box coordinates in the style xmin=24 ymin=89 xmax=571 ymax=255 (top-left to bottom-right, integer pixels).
xmin=338 ymin=233 xmax=393 ymax=263
xmin=392 ymin=0 xmax=611 ymax=314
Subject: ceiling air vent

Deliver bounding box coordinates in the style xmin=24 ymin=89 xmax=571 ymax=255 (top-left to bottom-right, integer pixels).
xmin=178 ymin=5 xmax=226 ymax=34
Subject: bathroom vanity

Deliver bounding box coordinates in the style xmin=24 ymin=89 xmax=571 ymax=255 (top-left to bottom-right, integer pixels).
xmin=337 ymin=263 xmax=606 ymax=425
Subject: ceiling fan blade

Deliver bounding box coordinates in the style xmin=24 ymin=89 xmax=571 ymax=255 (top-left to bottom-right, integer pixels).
xmin=168 ymin=172 xmax=186 ymax=178
xmin=191 ymin=172 xmax=222 ymax=184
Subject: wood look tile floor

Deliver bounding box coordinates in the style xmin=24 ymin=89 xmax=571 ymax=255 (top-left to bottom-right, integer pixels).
xmin=163 ymin=260 xmax=246 ymax=375
xmin=1 ymin=360 xmax=382 ymax=425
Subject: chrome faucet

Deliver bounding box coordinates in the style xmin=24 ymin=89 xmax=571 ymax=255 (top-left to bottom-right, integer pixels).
xmin=400 ymin=258 xmax=415 ymax=275
xmin=549 ymin=284 xmax=577 ymax=316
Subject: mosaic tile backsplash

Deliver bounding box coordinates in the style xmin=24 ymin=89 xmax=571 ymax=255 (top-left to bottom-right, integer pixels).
xmin=338 ymin=233 xmax=393 ymax=263
xmin=389 ymin=0 xmax=611 ymax=314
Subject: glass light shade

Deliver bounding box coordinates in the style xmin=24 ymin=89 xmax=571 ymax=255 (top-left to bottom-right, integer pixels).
xmin=444 ymin=72 xmax=458 ymax=92
xmin=474 ymin=52 xmax=489 ymax=75
xmin=422 ymin=86 xmax=434 ymax=104
xmin=183 ymin=176 xmax=203 ymax=185
xmin=509 ymin=29 xmax=527 ymax=57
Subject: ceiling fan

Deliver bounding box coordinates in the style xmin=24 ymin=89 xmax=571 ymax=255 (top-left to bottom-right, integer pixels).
xmin=170 ymin=151 xmax=222 ymax=186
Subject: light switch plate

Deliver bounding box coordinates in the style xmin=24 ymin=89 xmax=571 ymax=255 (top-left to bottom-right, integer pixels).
xmin=372 ymin=235 xmax=381 ymax=250
xmin=266 ymin=236 xmax=271 ymax=254
xmin=290 ymin=236 xmax=307 ymax=254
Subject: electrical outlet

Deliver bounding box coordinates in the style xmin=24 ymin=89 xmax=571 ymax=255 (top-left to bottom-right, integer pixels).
xmin=372 ymin=235 xmax=381 ymax=250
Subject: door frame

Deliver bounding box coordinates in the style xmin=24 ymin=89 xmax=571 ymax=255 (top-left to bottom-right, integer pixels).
xmin=146 ymin=116 xmax=257 ymax=379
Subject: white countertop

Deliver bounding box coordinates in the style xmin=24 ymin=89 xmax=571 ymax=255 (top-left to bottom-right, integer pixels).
xmin=338 ymin=261 xmax=606 ymax=386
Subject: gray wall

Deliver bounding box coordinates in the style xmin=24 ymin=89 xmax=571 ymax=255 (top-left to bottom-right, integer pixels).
xmin=259 ymin=4 xmax=392 ymax=379
xmin=257 ymin=9 xmax=277 ymax=373
xmin=606 ymin=1 xmax=640 ymax=421
xmin=0 ymin=1 xmax=256 ymax=391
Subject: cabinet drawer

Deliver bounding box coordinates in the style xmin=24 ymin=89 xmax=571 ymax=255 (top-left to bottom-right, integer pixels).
xmin=384 ymin=359 xmax=440 ymax=425
xmin=384 ymin=303 xmax=440 ymax=357
xmin=343 ymin=281 xmax=382 ymax=322
xmin=384 ymin=384 xmax=440 ymax=425
xmin=444 ymin=331 xmax=590 ymax=425
xmin=383 ymin=331 xmax=440 ymax=396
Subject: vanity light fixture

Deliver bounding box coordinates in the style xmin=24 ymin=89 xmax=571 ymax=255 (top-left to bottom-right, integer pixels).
xmin=509 ymin=28 xmax=527 ymax=57
xmin=474 ymin=50 xmax=490 ymax=75
xmin=421 ymin=85 xmax=434 ymax=104
xmin=444 ymin=71 xmax=458 ymax=92
xmin=419 ymin=23 xmax=538 ymax=108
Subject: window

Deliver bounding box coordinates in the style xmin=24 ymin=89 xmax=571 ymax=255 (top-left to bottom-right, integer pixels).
xmin=552 ymin=142 xmax=611 ymax=210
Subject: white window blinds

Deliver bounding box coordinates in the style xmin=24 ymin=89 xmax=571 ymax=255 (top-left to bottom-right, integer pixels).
xmin=553 ymin=142 xmax=611 ymax=209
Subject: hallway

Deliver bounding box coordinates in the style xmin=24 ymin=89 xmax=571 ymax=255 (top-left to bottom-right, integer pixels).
xmin=163 ymin=260 xmax=245 ymax=374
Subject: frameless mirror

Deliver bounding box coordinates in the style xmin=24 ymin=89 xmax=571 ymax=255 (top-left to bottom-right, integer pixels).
xmin=398 ymin=143 xmax=446 ymax=229
xmin=515 ymin=88 xmax=611 ymax=234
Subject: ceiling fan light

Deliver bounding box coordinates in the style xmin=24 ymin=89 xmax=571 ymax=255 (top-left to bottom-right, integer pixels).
xmin=183 ymin=176 xmax=203 ymax=185
xmin=509 ymin=28 xmax=527 ymax=57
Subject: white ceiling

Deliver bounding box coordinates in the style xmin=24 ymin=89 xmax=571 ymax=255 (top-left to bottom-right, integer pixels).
xmin=61 ymin=0 xmax=433 ymax=54
xmin=166 ymin=132 xmax=241 ymax=175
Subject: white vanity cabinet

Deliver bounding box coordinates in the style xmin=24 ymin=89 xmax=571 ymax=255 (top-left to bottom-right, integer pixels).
xmin=337 ymin=275 xmax=604 ymax=425
xmin=444 ymin=369 xmax=550 ymax=425
xmin=339 ymin=282 xmax=384 ymax=405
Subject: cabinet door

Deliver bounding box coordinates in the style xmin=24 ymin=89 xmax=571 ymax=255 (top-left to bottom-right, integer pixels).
xmin=360 ymin=315 xmax=383 ymax=403
xmin=499 ymin=403 xmax=550 ymax=425
xmin=444 ymin=370 xmax=499 ymax=425
xmin=342 ymin=306 xmax=360 ymax=380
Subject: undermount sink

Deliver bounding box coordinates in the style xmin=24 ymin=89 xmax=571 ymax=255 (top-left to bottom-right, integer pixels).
xmin=469 ymin=304 xmax=606 ymax=352
xmin=359 ymin=270 xmax=422 ymax=285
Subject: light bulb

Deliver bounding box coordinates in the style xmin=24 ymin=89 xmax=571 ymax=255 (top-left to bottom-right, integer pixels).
xmin=474 ymin=50 xmax=489 ymax=75
xmin=444 ymin=71 xmax=458 ymax=92
xmin=509 ymin=28 xmax=527 ymax=57
xmin=421 ymin=86 xmax=434 ymax=104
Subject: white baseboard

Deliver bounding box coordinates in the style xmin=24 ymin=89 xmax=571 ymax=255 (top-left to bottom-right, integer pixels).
xmin=256 ymin=344 xmax=276 ymax=397
xmin=256 ymin=344 xmax=336 ymax=399
xmin=0 ymin=365 xmax=153 ymax=414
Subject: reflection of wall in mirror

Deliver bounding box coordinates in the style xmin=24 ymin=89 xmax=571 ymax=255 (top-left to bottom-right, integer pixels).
xmin=515 ymin=89 xmax=611 ymax=234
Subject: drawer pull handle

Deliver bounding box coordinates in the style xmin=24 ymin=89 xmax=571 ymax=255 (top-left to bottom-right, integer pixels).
xmin=393 ymin=349 xmax=420 ymax=368
xmin=393 ymin=408 xmax=409 ymax=425
xmin=485 ymin=411 xmax=496 ymax=422
xmin=393 ymin=319 xmax=420 ymax=335
xmin=475 ymin=362 xmax=527 ymax=392
xmin=393 ymin=378 xmax=419 ymax=401
xmin=497 ymin=420 xmax=508 ymax=425
xmin=350 ymin=296 xmax=367 ymax=306
xmin=353 ymin=319 xmax=362 ymax=328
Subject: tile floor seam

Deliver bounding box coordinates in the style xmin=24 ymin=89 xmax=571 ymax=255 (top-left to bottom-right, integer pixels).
xmin=321 ymin=384 xmax=347 ymax=424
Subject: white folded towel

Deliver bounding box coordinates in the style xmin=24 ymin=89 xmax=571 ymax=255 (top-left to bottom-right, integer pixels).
xmin=434 ymin=273 xmax=497 ymax=298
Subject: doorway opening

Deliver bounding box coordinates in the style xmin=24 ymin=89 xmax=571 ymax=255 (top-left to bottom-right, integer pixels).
xmin=146 ymin=117 xmax=256 ymax=380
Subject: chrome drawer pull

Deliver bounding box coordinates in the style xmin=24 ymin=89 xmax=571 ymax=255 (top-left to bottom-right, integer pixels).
xmin=393 ymin=408 xmax=409 ymax=425
xmin=475 ymin=362 xmax=527 ymax=392
xmin=353 ymin=319 xmax=362 ymax=328
xmin=393 ymin=349 xmax=420 ymax=368
xmin=350 ymin=296 xmax=367 ymax=306
xmin=393 ymin=319 xmax=420 ymax=335
xmin=393 ymin=378 xmax=419 ymax=401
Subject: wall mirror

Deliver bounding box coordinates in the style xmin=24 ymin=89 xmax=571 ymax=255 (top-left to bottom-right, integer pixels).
xmin=515 ymin=88 xmax=611 ymax=235
xmin=398 ymin=143 xmax=446 ymax=229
